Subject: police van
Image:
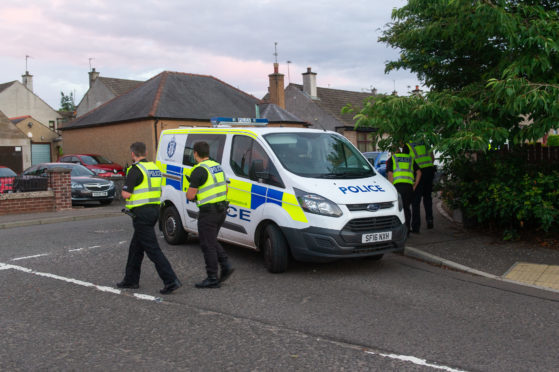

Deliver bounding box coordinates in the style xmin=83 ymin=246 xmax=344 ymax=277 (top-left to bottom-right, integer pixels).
xmin=156 ymin=118 xmax=407 ymax=273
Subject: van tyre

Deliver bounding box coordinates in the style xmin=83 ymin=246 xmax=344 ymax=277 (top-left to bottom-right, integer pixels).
xmin=262 ymin=224 xmax=289 ymax=273
xmin=162 ymin=206 xmax=188 ymax=245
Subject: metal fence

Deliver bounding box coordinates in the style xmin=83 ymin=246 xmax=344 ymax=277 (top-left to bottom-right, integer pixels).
xmin=0 ymin=176 xmax=49 ymax=193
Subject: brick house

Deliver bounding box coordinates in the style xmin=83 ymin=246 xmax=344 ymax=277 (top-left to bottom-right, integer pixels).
xmin=264 ymin=65 xmax=378 ymax=152
xmin=75 ymin=68 xmax=143 ymax=117
xmin=61 ymin=71 xmax=306 ymax=167
xmin=10 ymin=115 xmax=63 ymax=165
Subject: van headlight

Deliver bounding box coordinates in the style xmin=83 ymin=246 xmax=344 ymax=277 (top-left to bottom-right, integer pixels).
xmin=398 ymin=194 xmax=403 ymax=211
xmin=294 ymin=188 xmax=342 ymax=217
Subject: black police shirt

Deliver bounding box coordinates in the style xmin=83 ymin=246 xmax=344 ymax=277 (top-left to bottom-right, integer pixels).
xmin=122 ymin=159 xmax=148 ymax=192
xmin=187 ymin=167 xmax=208 ymax=189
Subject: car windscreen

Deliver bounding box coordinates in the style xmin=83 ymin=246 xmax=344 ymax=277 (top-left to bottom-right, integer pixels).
xmin=0 ymin=168 xmax=16 ymax=177
xmin=52 ymin=164 xmax=95 ymax=177
xmin=264 ymin=132 xmax=374 ymax=179
xmin=91 ymin=155 xmax=112 ymax=164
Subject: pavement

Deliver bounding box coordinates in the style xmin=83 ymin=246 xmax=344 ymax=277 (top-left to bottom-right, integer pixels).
xmin=1 ymin=198 xmax=558 ymax=294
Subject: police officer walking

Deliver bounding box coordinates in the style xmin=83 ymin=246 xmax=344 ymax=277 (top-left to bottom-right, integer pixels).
xmin=117 ymin=142 xmax=182 ymax=295
xmin=186 ymin=141 xmax=234 ymax=289
xmin=407 ymin=141 xmax=436 ymax=233
xmin=387 ymin=144 xmax=421 ymax=235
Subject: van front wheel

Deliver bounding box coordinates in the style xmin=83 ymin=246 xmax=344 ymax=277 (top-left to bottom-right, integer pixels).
xmin=162 ymin=206 xmax=188 ymax=245
xmin=262 ymin=224 xmax=289 ymax=273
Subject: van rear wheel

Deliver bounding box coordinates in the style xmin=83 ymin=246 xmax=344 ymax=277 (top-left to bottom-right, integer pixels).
xmin=162 ymin=206 xmax=188 ymax=245
xmin=262 ymin=224 xmax=289 ymax=273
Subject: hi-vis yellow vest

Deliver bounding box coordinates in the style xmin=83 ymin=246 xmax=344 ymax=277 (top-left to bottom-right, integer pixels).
xmin=407 ymin=142 xmax=434 ymax=169
xmin=126 ymin=161 xmax=162 ymax=209
xmin=192 ymin=159 xmax=227 ymax=206
xmin=392 ymin=153 xmax=414 ymax=185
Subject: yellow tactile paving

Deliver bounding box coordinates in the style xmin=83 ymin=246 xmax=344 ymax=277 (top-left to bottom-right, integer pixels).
xmin=504 ymin=262 xmax=559 ymax=290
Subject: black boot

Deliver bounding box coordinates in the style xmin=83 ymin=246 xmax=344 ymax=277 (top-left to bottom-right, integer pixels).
xmin=220 ymin=263 xmax=235 ymax=283
xmin=427 ymin=219 xmax=434 ymax=229
xmin=195 ymin=276 xmax=220 ymax=288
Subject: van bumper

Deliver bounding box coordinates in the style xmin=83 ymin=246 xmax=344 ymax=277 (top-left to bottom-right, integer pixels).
xmin=279 ymin=223 xmax=407 ymax=263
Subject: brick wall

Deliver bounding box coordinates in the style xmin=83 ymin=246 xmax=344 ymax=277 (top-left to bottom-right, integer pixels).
xmin=0 ymin=168 xmax=72 ymax=215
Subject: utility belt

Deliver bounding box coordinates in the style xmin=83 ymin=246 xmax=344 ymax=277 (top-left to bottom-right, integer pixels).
xmin=198 ymin=201 xmax=229 ymax=213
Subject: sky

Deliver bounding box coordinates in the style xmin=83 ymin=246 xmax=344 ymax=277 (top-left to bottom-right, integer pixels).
xmin=0 ymin=0 xmax=420 ymax=110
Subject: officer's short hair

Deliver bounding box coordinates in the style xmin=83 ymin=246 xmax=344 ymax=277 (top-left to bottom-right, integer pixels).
xmin=130 ymin=142 xmax=146 ymax=157
xmin=193 ymin=142 xmax=209 ymax=158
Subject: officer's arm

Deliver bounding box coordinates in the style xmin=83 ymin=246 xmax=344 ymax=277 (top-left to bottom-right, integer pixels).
xmin=186 ymin=187 xmax=198 ymax=201
xmin=413 ymin=169 xmax=422 ymax=191
xmin=387 ymin=171 xmax=394 ymax=184
xmin=122 ymin=190 xmax=132 ymax=199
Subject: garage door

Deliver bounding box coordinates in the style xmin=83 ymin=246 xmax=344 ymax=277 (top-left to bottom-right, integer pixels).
xmin=31 ymin=143 xmax=51 ymax=165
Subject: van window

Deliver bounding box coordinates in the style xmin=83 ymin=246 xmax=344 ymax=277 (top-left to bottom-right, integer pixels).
xmin=183 ymin=134 xmax=226 ymax=166
xmin=230 ymin=135 xmax=284 ymax=188
xmin=264 ymin=132 xmax=374 ymax=179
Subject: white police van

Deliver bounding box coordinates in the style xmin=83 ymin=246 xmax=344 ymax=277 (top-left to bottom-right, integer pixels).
xmin=156 ymin=118 xmax=407 ymax=273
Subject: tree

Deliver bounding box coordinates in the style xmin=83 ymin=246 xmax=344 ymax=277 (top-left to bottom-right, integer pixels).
xmin=59 ymin=91 xmax=75 ymax=112
xmin=345 ymin=0 xmax=559 ymax=156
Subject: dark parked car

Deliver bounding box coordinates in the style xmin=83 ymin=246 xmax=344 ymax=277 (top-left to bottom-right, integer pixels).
xmin=59 ymin=154 xmax=125 ymax=177
xmin=0 ymin=166 xmax=16 ymax=193
xmin=362 ymin=151 xmax=390 ymax=178
xmin=22 ymin=163 xmax=115 ymax=204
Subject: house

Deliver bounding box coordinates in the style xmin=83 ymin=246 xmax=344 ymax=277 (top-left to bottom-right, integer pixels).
xmin=75 ymin=68 xmax=143 ymax=117
xmin=0 ymin=110 xmax=31 ymax=173
xmin=264 ymin=66 xmax=377 ymax=152
xmin=62 ymin=71 xmax=306 ymax=167
xmin=10 ymin=115 xmax=62 ymax=164
xmin=0 ymin=71 xmax=63 ymax=131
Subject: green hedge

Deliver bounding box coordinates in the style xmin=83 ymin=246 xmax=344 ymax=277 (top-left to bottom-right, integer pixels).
xmin=547 ymin=135 xmax=559 ymax=147
xmin=441 ymin=152 xmax=559 ymax=239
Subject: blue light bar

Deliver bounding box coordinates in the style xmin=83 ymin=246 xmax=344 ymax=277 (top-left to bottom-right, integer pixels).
xmin=210 ymin=117 xmax=269 ymax=126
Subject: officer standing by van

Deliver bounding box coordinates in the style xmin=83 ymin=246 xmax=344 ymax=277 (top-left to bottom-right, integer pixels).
xmin=407 ymin=141 xmax=436 ymax=233
xmin=186 ymin=141 xmax=234 ymax=288
xmin=118 ymin=142 xmax=182 ymax=294
xmin=387 ymin=143 xmax=421 ymax=235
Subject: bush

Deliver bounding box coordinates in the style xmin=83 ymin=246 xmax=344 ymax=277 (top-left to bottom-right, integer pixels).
xmin=547 ymin=135 xmax=559 ymax=147
xmin=440 ymin=151 xmax=559 ymax=239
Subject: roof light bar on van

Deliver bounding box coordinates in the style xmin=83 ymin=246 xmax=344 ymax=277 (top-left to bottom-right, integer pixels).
xmin=210 ymin=117 xmax=268 ymax=127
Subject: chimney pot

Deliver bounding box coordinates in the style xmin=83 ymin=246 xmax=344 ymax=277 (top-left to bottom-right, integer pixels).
xmin=302 ymin=67 xmax=317 ymax=99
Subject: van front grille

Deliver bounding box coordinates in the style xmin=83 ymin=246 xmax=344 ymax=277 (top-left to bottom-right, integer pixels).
xmin=344 ymin=216 xmax=401 ymax=232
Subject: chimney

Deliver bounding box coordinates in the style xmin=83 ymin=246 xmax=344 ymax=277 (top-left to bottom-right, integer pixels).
xmin=22 ymin=71 xmax=33 ymax=92
xmin=267 ymin=63 xmax=285 ymax=109
xmin=89 ymin=68 xmax=100 ymax=88
xmin=302 ymin=67 xmax=317 ymax=99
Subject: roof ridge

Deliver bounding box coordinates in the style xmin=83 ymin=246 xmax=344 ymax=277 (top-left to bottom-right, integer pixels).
xmin=149 ymin=71 xmax=169 ymax=117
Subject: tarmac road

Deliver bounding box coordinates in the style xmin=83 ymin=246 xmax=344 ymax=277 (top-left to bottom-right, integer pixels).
xmin=1 ymin=215 xmax=558 ymax=371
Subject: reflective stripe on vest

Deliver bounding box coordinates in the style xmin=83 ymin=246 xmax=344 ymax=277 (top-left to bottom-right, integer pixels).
xmin=392 ymin=154 xmax=414 ymax=185
xmin=193 ymin=160 xmax=227 ymax=206
xmin=126 ymin=162 xmax=162 ymax=209
xmin=408 ymin=142 xmax=434 ymax=168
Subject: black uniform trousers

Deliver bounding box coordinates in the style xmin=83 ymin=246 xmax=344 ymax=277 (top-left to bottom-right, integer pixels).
xmin=395 ymin=183 xmax=413 ymax=234
xmin=124 ymin=205 xmax=178 ymax=285
xmin=197 ymin=202 xmax=228 ymax=278
xmin=412 ymin=166 xmax=435 ymax=231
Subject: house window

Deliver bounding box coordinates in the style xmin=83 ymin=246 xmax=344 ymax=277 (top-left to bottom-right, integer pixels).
xmin=357 ymin=132 xmax=372 ymax=152
xmin=49 ymin=121 xmax=55 ymax=131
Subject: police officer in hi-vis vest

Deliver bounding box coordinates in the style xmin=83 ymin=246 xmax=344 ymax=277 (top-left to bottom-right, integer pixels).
xmin=387 ymin=143 xmax=421 ymax=235
xmin=118 ymin=142 xmax=181 ymax=294
xmin=407 ymin=141 xmax=436 ymax=233
xmin=186 ymin=141 xmax=234 ymax=289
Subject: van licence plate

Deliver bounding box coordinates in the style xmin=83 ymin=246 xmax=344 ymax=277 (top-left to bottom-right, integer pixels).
xmin=92 ymin=191 xmax=107 ymax=197
xmin=362 ymin=231 xmax=392 ymax=243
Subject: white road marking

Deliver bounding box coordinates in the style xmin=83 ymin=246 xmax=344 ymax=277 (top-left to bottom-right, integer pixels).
xmin=10 ymin=253 xmax=50 ymax=261
xmin=68 ymin=248 xmax=85 ymax=252
xmin=366 ymin=351 xmax=467 ymax=372
xmin=0 ymin=262 xmax=162 ymax=302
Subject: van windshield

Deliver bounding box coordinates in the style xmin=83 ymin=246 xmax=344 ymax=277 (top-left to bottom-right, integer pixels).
xmin=264 ymin=132 xmax=375 ymax=179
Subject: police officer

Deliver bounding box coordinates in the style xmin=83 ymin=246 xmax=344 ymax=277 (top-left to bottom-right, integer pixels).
xmin=117 ymin=142 xmax=181 ymax=294
xmin=407 ymin=141 xmax=436 ymax=233
xmin=186 ymin=141 xmax=234 ymax=289
xmin=387 ymin=144 xmax=421 ymax=235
